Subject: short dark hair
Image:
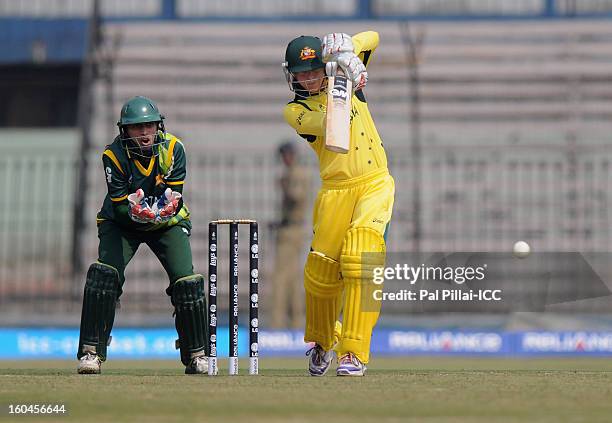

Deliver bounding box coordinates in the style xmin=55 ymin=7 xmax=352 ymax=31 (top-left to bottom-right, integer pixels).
xmin=278 ymin=141 xmax=295 ymax=157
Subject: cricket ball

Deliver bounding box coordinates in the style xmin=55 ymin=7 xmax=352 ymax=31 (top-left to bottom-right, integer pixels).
xmin=513 ymin=241 xmax=531 ymax=258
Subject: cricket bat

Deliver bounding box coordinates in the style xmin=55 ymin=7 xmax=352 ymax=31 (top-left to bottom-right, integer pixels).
xmin=325 ymin=69 xmax=352 ymax=154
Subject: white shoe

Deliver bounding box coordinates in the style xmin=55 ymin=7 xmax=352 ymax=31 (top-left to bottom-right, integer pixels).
xmin=77 ymin=352 xmax=102 ymax=374
xmin=185 ymin=356 xmax=208 ymax=374
xmin=306 ymin=344 xmax=334 ymax=376
xmin=336 ymin=352 xmax=366 ymax=376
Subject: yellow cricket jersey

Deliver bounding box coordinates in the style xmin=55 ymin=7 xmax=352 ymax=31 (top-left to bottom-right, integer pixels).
xmin=283 ymin=31 xmax=388 ymax=182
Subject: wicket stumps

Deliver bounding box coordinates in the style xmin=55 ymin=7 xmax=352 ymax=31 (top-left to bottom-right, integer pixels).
xmin=208 ymin=219 xmax=259 ymax=376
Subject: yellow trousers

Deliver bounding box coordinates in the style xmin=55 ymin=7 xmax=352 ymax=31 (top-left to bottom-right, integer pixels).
xmin=304 ymin=168 xmax=394 ymax=363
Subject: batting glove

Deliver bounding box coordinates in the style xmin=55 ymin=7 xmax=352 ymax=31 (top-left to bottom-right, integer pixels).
xmin=336 ymin=53 xmax=368 ymax=90
xmin=325 ymin=61 xmax=338 ymax=77
xmin=322 ymin=33 xmax=354 ymax=62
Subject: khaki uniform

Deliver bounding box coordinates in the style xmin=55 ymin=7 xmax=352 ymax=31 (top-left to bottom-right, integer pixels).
xmin=271 ymin=163 xmax=310 ymax=329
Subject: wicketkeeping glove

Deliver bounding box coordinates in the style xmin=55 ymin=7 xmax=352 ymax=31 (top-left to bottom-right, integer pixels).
xmin=322 ymin=33 xmax=354 ymax=62
xmin=154 ymin=188 xmax=182 ymax=223
xmin=336 ymin=53 xmax=368 ymax=90
xmin=127 ymin=189 xmax=156 ymax=223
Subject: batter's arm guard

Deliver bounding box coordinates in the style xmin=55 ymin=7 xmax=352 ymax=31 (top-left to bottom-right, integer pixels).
xmin=284 ymin=101 xmax=325 ymax=141
xmin=351 ymin=31 xmax=379 ymax=67
xmin=171 ymin=274 xmax=209 ymax=366
xmin=77 ymin=262 xmax=120 ymax=361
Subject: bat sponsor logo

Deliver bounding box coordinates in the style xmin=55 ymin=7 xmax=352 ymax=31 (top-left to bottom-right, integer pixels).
xmin=331 ymin=76 xmax=349 ymax=100
xmin=331 ymin=88 xmax=348 ymax=100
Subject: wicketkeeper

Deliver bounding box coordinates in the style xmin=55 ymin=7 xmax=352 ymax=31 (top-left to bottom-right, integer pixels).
xmin=282 ymin=32 xmax=395 ymax=376
xmin=77 ymin=96 xmax=208 ymax=375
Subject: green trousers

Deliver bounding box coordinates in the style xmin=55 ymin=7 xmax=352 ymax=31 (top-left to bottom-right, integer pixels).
xmin=97 ymin=220 xmax=194 ymax=297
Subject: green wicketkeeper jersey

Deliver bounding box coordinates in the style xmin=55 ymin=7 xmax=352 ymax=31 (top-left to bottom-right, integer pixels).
xmin=97 ymin=131 xmax=190 ymax=231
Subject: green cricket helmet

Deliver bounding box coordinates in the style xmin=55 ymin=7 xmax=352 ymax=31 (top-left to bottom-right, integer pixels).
xmin=117 ymin=96 xmax=166 ymax=158
xmin=117 ymin=96 xmax=164 ymax=127
xmin=282 ymin=36 xmax=326 ymax=97
xmin=284 ymin=36 xmax=324 ymax=73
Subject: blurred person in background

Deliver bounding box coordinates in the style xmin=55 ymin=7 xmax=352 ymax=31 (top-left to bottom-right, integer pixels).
xmin=76 ymin=96 xmax=208 ymax=375
xmin=271 ymin=141 xmax=310 ymax=329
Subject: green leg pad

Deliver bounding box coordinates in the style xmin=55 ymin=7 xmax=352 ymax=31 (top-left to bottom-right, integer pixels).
xmin=171 ymin=274 xmax=208 ymax=365
xmin=77 ymin=263 xmax=119 ymax=361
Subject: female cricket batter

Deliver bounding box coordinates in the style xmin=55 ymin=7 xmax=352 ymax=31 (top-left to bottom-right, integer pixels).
xmin=282 ymin=32 xmax=395 ymax=376
xmin=76 ymin=96 xmax=208 ymax=375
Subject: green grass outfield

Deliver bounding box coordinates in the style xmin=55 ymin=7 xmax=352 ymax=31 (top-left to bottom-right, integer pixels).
xmin=2 ymin=357 xmax=612 ymax=423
